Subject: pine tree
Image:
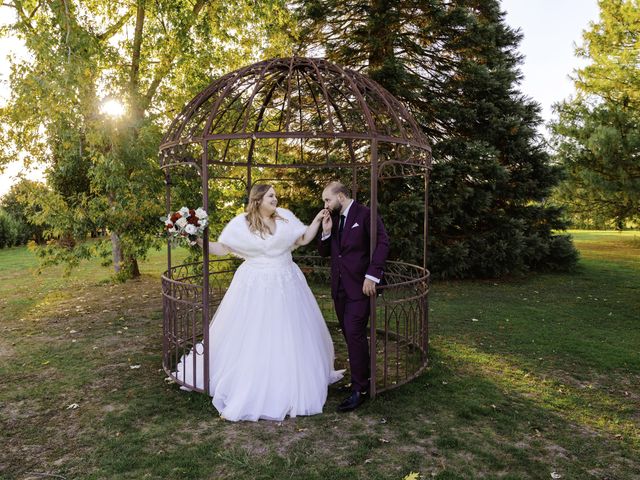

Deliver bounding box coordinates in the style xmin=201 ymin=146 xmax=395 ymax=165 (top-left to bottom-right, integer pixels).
xmin=551 ymin=0 xmax=640 ymax=228
xmin=297 ymin=0 xmax=577 ymax=277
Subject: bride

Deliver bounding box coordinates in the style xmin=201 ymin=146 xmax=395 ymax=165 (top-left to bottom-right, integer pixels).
xmin=174 ymin=184 xmax=344 ymax=421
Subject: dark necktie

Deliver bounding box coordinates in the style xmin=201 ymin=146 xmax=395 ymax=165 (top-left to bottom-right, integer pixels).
xmin=338 ymin=214 xmax=345 ymax=243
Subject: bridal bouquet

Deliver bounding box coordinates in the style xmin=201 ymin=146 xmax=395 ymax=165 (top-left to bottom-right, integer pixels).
xmin=162 ymin=207 xmax=209 ymax=246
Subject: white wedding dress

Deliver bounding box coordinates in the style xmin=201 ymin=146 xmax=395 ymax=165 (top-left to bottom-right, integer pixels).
xmin=174 ymin=207 xmax=343 ymax=421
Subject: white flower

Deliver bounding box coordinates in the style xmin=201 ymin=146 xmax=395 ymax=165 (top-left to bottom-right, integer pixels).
xmin=178 ymin=206 xmax=190 ymax=217
xmin=185 ymin=224 xmax=197 ymax=235
xmin=195 ymin=207 xmax=208 ymax=219
xmin=175 ymin=217 xmax=188 ymax=228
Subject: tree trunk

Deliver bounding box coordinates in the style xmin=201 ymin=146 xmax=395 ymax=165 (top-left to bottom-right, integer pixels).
xmin=128 ymin=256 xmax=141 ymax=278
xmin=130 ymin=0 xmax=146 ymax=118
xmin=111 ymin=231 xmax=122 ymax=273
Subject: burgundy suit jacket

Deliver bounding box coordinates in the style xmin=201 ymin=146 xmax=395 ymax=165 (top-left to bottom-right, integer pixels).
xmin=318 ymin=202 xmax=390 ymax=300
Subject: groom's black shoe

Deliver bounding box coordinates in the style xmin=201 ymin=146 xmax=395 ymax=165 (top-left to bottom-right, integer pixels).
xmin=333 ymin=382 xmax=352 ymax=394
xmin=337 ymin=391 xmax=367 ymax=412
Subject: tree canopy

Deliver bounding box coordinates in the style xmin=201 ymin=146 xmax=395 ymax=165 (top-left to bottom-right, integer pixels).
xmin=0 ymin=0 xmax=295 ymax=278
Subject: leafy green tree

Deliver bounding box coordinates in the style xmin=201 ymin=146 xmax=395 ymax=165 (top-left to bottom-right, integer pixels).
xmin=551 ymin=0 xmax=640 ymax=228
xmin=0 ymin=178 xmax=47 ymax=244
xmin=1 ymin=0 xmax=295 ymax=278
xmin=297 ymin=0 xmax=577 ymax=277
xmin=0 ymin=209 xmax=19 ymax=248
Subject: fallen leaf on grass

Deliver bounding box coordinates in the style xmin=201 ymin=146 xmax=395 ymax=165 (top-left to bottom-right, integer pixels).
xmin=378 ymin=438 xmax=390 ymax=443
xmin=130 ymin=365 xmax=141 ymax=369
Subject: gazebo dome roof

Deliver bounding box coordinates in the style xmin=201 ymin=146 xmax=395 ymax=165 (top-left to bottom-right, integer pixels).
xmin=159 ymin=57 xmax=431 ymax=166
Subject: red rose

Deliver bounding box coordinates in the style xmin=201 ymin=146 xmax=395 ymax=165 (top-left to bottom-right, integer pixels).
xmin=187 ymin=211 xmax=199 ymax=226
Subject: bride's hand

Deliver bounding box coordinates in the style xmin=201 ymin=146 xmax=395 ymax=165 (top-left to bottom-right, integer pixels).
xmin=313 ymin=209 xmax=326 ymax=224
xmin=321 ymin=209 xmax=332 ymax=233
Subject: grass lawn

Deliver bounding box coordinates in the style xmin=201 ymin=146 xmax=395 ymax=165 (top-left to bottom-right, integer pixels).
xmin=0 ymin=231 xmax=638 ymax=479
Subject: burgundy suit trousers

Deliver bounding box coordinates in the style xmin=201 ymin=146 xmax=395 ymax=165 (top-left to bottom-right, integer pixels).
xmin=334 ymin=282 xmax=370 ymax=393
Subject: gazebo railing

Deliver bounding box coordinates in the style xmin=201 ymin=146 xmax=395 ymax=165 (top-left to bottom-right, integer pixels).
xmin=161 ymin=256 xmax=429 ymax=396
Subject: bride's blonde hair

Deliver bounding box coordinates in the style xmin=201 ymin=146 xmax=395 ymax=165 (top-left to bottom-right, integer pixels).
xmin=245 ymin=183 xmax=285 ymax=237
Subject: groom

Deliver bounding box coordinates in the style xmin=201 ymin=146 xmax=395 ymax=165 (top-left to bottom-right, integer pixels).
xmin=318 ymin=181 xmax=390 ymax=412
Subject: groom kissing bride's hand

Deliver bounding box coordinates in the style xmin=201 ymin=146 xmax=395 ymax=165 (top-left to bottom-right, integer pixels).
xmin=178 ymin=183 xmax=344 ymax=422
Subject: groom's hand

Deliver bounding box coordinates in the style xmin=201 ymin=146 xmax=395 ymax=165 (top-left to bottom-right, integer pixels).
xmin=363 ymin=278 xmax=376 ymax=296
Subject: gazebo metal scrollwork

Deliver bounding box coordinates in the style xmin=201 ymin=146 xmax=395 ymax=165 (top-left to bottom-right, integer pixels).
xmin=160 ymin=56 xmax=432 ymax=399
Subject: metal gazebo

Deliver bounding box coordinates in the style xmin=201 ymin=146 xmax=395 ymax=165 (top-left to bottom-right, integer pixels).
xmin=160 ymin=56 xmax=432 ymax=399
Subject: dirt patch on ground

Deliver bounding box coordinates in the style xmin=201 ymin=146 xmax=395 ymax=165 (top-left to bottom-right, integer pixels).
xmin=0 ymin=336 xmax=15 ymax=358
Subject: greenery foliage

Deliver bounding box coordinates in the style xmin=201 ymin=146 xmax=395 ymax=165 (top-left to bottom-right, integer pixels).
xmin=0 ymin=0 xmax=295 ymax=278
xmin=0 ymin=179 xmax=47 ymax=248
xmin=551 ymin=0 xmax=640 ymax=229
xmin=297 ymin=0 xmax=578 ymax=278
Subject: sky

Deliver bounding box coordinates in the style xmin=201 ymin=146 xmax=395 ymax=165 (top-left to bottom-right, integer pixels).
xmin=500 ymin=0 xmax=601 ymax=124
xmin=0 ymin=0 xmax=602 ymax=197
